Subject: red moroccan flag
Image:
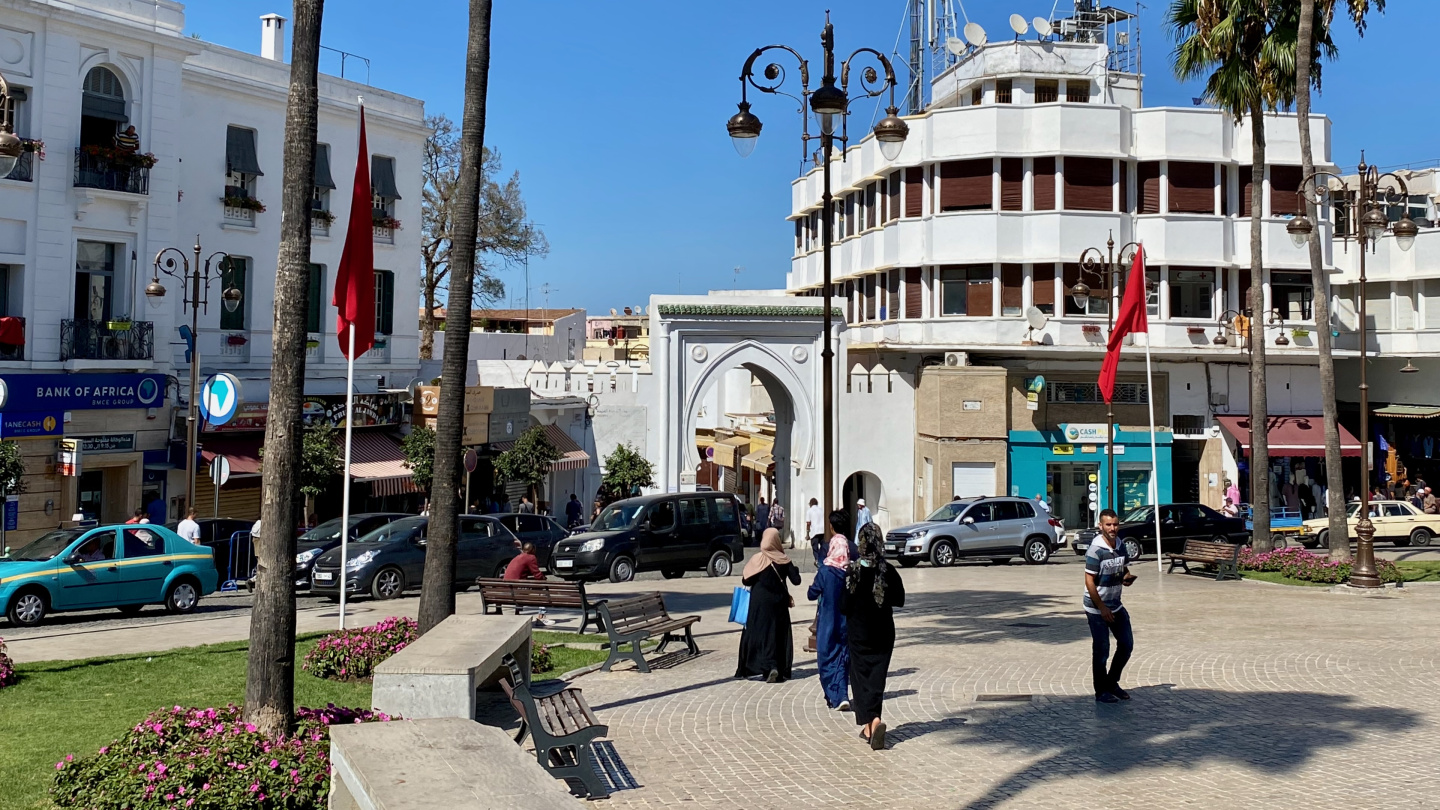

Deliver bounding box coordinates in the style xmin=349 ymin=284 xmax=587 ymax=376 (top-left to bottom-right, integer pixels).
xmin=333 ymin=106 xmax=375 ymax=359
xmin=1098 ymin=245 xmax=1148 ymax=404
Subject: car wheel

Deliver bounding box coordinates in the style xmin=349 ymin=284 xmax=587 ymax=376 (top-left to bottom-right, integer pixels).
xmin=1392 ymin=534 xmax=1411 ymax=548
xmin=930 ymin=540 xmax=957 ymax=567
xmin=1123 ymin=538 xmax=1144 ymax=561
xmin=117 ymin=604 xmax=145 ymax=617
xmin=493 ymin=563 xmax=510 ymax=580
xmin=707 ymin=550 xmax=733 ymax=578
xmin=608 ymin=556 xmax=635 ymax=583
xmin=165 ymin=579 xmax=201 ymax=615
xmin=7 ymin=588 xmax=47 ymax=627
xmin=1024 ymin=538 xmax=1050 ymax=565
xmin=370 ymin=567 xmax=405 ymax=600
xmin=1315 ymin=529 xmax=1329 ymax=549
xmin=1411 ymin=528 xmax=1433 ymax=547
xmin=661 ymin=569 xmax=685 ymax=579
xmin=1210 ymin=535 xmax=1230 ymax=544
xmin=1301 ymin=538 xmax=1320 ymax=549
xmin=897 ymin=557 xmax=921 ymax=568
xmin=1270 ymin=533 xmax=1290 ymax=550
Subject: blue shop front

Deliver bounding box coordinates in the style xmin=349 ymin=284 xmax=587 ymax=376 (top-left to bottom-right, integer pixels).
xmin=1009 ymin=424 xmax=1173 ymax=531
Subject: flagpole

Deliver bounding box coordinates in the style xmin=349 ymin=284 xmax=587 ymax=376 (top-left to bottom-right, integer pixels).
xmin=338 ymin=327 xmax=356 ymax=630
xmin=1144 ymin=331 xmax=1162 ymax=575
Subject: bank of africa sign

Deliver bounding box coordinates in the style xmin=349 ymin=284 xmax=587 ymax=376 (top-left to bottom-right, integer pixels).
xmin=0 ymin=373 xmax=166 ymax=411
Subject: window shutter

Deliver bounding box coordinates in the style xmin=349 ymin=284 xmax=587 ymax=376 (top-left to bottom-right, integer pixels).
xmin=887 ymin=270 xmax=899 ymax=319
xmin=865 ymin=275 xmax=877 ymax=320
xmin=1138 ymin=161 xmax=1161 ymax=214
xmin=939 ymin=159 xmax=992 ymax=211
xmin=1220 ymin=165 xmax=1231 ymax=216
xmin=1270 ymin=165 xmax=1303 ymax=215
xmin=1062 ymin=262 xmax=1084 ymax=315
xmin=1241 ymin=166 xmax=1256 ymax=216
xmin=1000 ymin=264 xmax=1023 ymax=315
xmin=1000 ymin=158 xmax=1023 ymax=211
xmin=220 ymin=258 xmax=248 ymax=331
xmin=225 ymin=127 xmax=264 ymax=176
xmin=904 ymin=268 xmax=923 ymax=318
xmin=1168 ymin=161 xmax=1215 ymax=214
xmin=1063 ymin=157 xmax=1113 ymax=211
xmin=1033 ymin=157 xmax=1056 ymax=211
xmin=1032 ymin=263 xmax=1056 ymax=311
xmin=1238 ymin=268 xmax=1253 ymax=309
xmin=375 ymin=270 xmax=395 ymax=335
xmin=1119 ymin=161 xmax=1130 ymax=213
xmin=371 ymin=156 xmax=402 ymax=200
xmin=904 ymin=167 xmax=924 ymax=217
xmin=886 ymin=172 xmax=900 ymax=222
xmin=313 ymin=144 xmax=336 ymax=190
xmin=866 ymin=182 xmax=878 ymax=229
xmin=306 ymin=264 xmax=323 ymax=333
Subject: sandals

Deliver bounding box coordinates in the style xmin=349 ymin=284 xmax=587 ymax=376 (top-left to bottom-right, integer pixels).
xmin=858 ymin=722 xmax=888 ymax=750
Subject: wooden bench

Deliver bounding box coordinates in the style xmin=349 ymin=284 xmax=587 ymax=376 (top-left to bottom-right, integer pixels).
xmin=1165 ymin=538 xmax=1242 ymax=581
xmin=499 ymin=653 xmax=610 ymax=799
xmin=477 ymin=577 xmax=603 ymax=635
xmin=597 ymin=592 xmax=700 ymax=673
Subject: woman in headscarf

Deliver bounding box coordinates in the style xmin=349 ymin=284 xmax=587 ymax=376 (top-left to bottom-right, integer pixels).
xmin=735 ymin=528 xmax=802 ymax=683
xmin=843 ymin=520 xmax=906 ymax=750
xmin=807 ymin=523 xmax=851 ymax=711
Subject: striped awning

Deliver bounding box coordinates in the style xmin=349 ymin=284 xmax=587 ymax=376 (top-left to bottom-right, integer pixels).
xmin=346 ymin=432 xmax=420 ymax=496
xmin=741 ymin=450 xmax=774 ymax=472
xmin=1374 ymin=405 xmax=1440 ymax=420
xmin=713 ymin=436 xmax=750 ymax=468
xmin=491 ymin=423 xmax=590 ymax=472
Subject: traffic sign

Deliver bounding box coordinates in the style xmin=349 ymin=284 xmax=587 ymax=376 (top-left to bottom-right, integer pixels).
xmin=463 ymin=448 xmax=478 ymax=473
xmin=211 ymin=455 xmax=231 ymax=487
xmin=200 ymin=373 xmax=243 ymax=426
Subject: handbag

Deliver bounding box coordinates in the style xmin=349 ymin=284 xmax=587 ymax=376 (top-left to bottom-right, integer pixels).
xmin=728 ymin=585 xmax=751 ymax=626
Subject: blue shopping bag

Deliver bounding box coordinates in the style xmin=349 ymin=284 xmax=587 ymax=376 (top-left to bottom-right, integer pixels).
xmin=728 ymin=586 xmax=751 ymax=626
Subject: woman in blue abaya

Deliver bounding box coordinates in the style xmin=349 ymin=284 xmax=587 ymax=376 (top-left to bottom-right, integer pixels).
xmin=807 ymin=526 xmax=852 ymax=711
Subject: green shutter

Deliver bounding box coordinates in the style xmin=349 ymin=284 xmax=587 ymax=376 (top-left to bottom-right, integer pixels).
xmin=376 ymin=271 xmax=394 ymax=335
xmin=307 ymin=264 xmax=323 ymax=333
xmin=220 ymin=258 xmax=247 ymax=331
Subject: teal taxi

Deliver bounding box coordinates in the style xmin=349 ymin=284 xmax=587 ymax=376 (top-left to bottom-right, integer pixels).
xmin=1 ymin=524 xmax=219 ymax=627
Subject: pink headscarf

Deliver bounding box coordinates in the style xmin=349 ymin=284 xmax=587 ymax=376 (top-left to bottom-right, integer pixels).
xmin=824 ymin=534 xmax=849 ymax=570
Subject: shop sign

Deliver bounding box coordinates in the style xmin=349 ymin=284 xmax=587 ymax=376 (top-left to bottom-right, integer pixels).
xmin=1081 ymin=445 xmax=1097 ymax=453
xmin=1052 ymin=444 xmax=1074 ymax=455
xmin=203 ymin=401 xmax=268 ymax=433
xmin=3 ymin=495 xmax=16 ymax=531
xmin=962 ymin=400 xmax=982 ymax=411
xmin=58 ymin=439 xmax=81 ymax=476
xmin=1062 ymin=423 xmax=1110 ymax=443
xmin=76 ymin=433 xmax=135 ymax=453
xmin=301 ymin=395 xmax=403 ymax=428
xmin=0 ymin=373 xmax=165 ymax=411
xmin=1 ymin=411 xmax=63 ymax=438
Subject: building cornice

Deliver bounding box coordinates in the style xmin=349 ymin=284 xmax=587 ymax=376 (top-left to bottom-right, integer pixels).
xmin=656 ymin=304 xmax=843 ymax=318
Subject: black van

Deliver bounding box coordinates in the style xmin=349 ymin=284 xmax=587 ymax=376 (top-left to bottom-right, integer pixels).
xmin=549 ymin=492 xmax=745 ymax=582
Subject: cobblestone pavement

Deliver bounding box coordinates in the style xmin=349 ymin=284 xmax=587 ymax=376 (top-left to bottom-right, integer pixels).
xmin=547 ymin=563 xmax=1440 ymax=810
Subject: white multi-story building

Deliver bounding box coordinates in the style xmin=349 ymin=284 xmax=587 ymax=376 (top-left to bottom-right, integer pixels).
xmin=0 ymin=0 xmax=425 ymax=540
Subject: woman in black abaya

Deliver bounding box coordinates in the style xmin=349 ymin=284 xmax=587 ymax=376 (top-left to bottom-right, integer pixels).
xmin=843 ymin=521 xmax=905 ymax=749
xmin=735 ymin=528 xmax=802 ymax=683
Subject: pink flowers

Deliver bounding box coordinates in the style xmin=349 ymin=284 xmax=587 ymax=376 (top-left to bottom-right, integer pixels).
xmin=301 ymin=616 xmax=418 ymax=681
xmin=1239 ymin=546 xmax=1403 ymax=584
xmin=0 ymin=638 xmax=20 ymax=689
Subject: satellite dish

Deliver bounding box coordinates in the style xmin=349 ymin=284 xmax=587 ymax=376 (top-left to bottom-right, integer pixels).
xmin=1026 ymin=307 xmax=1049 ymax=331
xmin=963 ymin=22 xmax=987 ymax=47
xmin=609 ymin=307 xmax=617 ymax=316
xmin=1034 ymin=17 xmax=1053 ymax=38
xmin=945 ymin=36 xmax=966 ymax=55
xmin=1009 ymin=14 xmax=1029 ymax=36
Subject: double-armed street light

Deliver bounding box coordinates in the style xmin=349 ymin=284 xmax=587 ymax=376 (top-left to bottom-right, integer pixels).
xmin=1286 ymin=153 xmax=1419 ymax=588
xmin=726 ymin=14 xmax=909 ymax=527
xmin=147 ymin=238 xmax=243 ymax=511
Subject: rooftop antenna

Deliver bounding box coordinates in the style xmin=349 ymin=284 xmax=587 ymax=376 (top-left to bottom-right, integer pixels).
xmin=906 ymin=0 xmax=925 ymax=114
xmin=540 ymin=282 xmax=556 ymax=312
xmin=733 ymin=266 xmax=744 ymax=290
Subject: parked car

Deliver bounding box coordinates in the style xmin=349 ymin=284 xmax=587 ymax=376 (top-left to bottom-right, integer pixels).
xmin=885 ymin=497 xmax=1062 ymax=567
xmin=308 ymin=515 xmax=519 ymax=601
xmin=294 ymin=513 xmax=411 ymax=587
xmin=1 ymin=524 xmax=219 ymax=627
xmin=492 ymin=513 xmax=566 ymax=566
xmin=548 ymin=492 xmax=745 ymax=583
xmin=1072 ymin=503 xmax=1248 ymax=559
xmin=1299 ymin=500 xmax=1440 ymax=548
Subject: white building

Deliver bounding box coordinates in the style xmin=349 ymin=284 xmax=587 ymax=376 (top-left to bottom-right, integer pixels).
xmin=0 ymin=0 xmax=426 ymax=539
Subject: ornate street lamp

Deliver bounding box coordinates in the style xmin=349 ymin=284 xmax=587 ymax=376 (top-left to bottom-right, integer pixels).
xmin=1288 ymin=153 xmax=1418 ymax=588
xmin=726 ymin=13 xmax=908 ymax=532
xmin=1074 ymin=233 xmax=1141 ymax=513
xmin=148 ymin=238 xmax=243 ymax=510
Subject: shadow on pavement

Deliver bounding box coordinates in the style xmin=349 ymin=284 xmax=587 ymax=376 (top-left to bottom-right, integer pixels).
xmin=894 ymin=590 xmax=1087 ymax=648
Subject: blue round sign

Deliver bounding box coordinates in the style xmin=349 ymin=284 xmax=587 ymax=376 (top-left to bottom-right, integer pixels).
xmin=199 ymin=373 xmax=243 ymax=426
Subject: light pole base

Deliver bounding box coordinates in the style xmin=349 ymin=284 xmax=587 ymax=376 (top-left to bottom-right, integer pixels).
xmin=1348 ymin=517 xmax=1383 ymax=589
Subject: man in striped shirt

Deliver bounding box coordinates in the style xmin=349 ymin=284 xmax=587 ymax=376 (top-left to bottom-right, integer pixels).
xmin=1084 ymin=508 xmax=1136 ymax=704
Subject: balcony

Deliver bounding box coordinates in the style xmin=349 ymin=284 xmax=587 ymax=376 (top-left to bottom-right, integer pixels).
xmin=361 ymin=338 xmax=390 ymax=362
xmin=3 ymin=151 xmax=34 ymax=182
xmin=73 ymin=147 xmax=151 ymax=195
xmin=306 ymin=334 xmax=323 ymax=362
xmin=372 ymin=224 xmax=394 ymax=245
xmin=311 ymin=209 xmax=333 ymax=237
xmin=217 ymin=331 xmax=251 ymax=361
xmin=60 ymin=319 xmax=154 ymax=361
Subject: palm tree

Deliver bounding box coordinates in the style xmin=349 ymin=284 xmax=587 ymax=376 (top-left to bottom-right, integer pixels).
xmin=417 ymin=0 xmax=494 ymax=634
xmin=1295 ymin=0 xmax=1385 ymax=560
xmin=245 ymin=0 xmax=323 ymax=736
xmin=1171 ymin=0 xmax=1301 ymax=551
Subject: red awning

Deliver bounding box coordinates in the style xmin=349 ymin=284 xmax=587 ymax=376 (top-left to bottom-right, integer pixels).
xmin=1215 ymin=415 xmax=1362 ymax=458
xmin=200 ymin=435 xmax=263 ymax=476
xmin=490 ymin=423 xmax=591 ymax=472
xmin=345 ymin=432 xmax=421 ymax=497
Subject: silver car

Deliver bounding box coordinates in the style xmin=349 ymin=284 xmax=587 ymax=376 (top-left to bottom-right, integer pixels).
xmin=884 ymin=497 xmax=1062 ymax=567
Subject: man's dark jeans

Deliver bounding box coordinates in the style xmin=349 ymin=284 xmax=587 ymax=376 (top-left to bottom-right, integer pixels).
xmin=1086 ymin=608 xmax=1134 ymax=696
xmin=810 ymin=534 xmax=826 ymax=567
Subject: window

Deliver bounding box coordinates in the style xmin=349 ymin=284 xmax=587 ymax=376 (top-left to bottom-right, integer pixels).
xmin=1169 ymin=269 xmax=1215 ymax=319
xmin=1034 ymin=80 xmax=1059 ymax=104
xmin=996 ymin=80 xmax=1012 ymax=104
xmin=123 ymin=528 xmax=165 ymax=558
xmin=1173 ymin=415 xmax=1206 ymax=434
xmin=1383 ymin=195 xmax=1430 ymax=225
xmin=940 ymin=266 xmax=992 ymax=317
xmin=1033 ymin=157 xmax=1056 ymax=210
xmin=307 ymin=264 xmax=324 ymax=333
xmin=80 ymin=67 xmax=126 ymax=148
xmin=1062 ymin=263 xmax=1108 ymax=317
xmin=0 ymin=265 xmax=10 ymax=317
xmin=224 ymin=126 xmax=263 ymax=199
xmin=1396 ymin=281 xmax=1415 ymax=330
xmin=904 ymin=167 xmax=924 ymax=217
xmin=885 ymin=172 xmax=900 ymax=223
xmin=648 ymin=501 xmax=675 ymax=531
xmin=1001 ymin=264 xmax=1023 ymax=317
xmin=1168 ymin=162 xmax=1215 ymax=214
xmin=971 ymin=86 xmax=983 ymax=106
xmin=1048 ymin=381 xmax=1149 ymax=404
xmin=964 ymin=503 xmax=996 ymax=523
xmin=1066 ymin=80 xmax=1090 ymax=103
xmin=1063 ymin=157 xmax=1113 ymax=212
xmin=993 ymin=501 xmax=1021 ymax=521
xmin=939 ymin=160 xmax=992 ymax=211
xmin=1144 ymin=268 xmax=1160 ymax=319
xmin=1240 ymin=165 xmax=1258 ymax=216
xmin=74 ymin=530 xmax=115 ymax=562
xmin=374 ymin=270 xmax=395 ymax=335
xmin=715 ymin=498 xmax=737 ymax=526
xmin=865 ymin=182 xmax=877 ymax=229
xmin=313 ymin=143 xmax=335 ymax=217
xmin=371 ymin=155 xmax=402 ymax=220
xmin=1366 ymin=284 xmax=1392 ymax=330
xmin=679 ymin=498 xmax=710 ymax=526
xmin=1138 ymin=161 xmax=1161 ymax=214
xmin=74 ymin=241 xmax=117 ymax=322
xmin=220 ymin=257 xmax=249 ymax=330
xmin=1015 ymin=501 xmax=1036 ymax=518
xmin=1423 ymin=280 xmax=1440 ymax=329
xmin=904 ymin=268 xmax=923 ymax=318
xmin=1032 ymin=263 xmax=1056 ymax=315
xmin=1384 ymin=503 xmax=1411 ymax=518
xmin=1000 ymin=158 xmax=1023 ymax=211
xmin=1272 ymin=271 xmax=1313 ymax=320
xmin=1270 ymin=166 xmax=1303 ymax=216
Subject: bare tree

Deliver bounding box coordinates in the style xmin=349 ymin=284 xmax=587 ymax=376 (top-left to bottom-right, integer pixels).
xmin=417 ymin=0 xmax=493 ymax=634
xmin=245 ymin=0 xmax=322 ymax=735
xmin=419 ymin=114 xmax=546 ymax=359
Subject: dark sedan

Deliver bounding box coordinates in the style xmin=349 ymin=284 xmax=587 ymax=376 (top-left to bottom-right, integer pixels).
xmin=309 ymin=515 xmax=520 ymax=601
xmin=1072 ymin=503 xmax=1247 ymax=560
xmin=294 ymin=513 xmax=411 ymax=587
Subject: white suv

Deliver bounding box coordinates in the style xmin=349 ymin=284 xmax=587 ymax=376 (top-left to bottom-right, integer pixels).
xmin=884 ymin=497 xmax=1063 ymax=567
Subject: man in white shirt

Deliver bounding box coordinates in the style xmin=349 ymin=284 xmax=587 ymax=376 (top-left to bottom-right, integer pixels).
xmin=805 ymin=497 xmax=824 ymax=565
xmin=176 ymin=509 xmax=202 ymax=543
xmin=855 ymin=499 xmax=872 ymax=532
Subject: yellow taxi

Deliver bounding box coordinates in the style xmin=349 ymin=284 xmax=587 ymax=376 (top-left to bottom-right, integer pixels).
xmin=1299 ymin=500 xmax=1440 ymax=548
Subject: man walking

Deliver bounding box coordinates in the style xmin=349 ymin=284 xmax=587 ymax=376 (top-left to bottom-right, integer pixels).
xmin=855 ymin=499 xmax=872 ymax=533
xmin=805 ymin=497 xmax=824 ymax=566
xmin=1084 ymin=508 xmax=1136 ymax=704
xmin=518 ymin=496 xmax=536 ymax=514
xmin=754 ymin=497 xmax=770 ymax=547
xmin=565 ymin=494 xmax=584 ymax=528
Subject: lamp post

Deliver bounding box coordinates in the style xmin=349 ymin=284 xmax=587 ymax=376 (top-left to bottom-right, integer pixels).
xmin=147 ymin=238 xmax=243 ymax=511
xmin=0 ymin=72 xmax=23 ymax=179
xmin=1287 ymin=153 xmax=1419 ymax=588
xmin=1070 ymin=233 xmax=1141 ymax=513
xmin=727 ymin=13 xmax=908 ymax=530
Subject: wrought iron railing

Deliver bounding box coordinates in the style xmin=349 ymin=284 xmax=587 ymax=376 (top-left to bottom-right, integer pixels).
xmin=60 ymin=319 xmax=154 ymax=361
xmin=73 ymin=147 xmax=151 ymax=194
xmin=3 ymin=152 xmax=34 ymax=182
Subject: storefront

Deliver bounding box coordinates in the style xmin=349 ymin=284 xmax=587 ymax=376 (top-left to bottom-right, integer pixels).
xmin=1214 ymin=415 xmax=1360 ymax=516
xmin=1373 ymin=405 xmax=1440 ymax=497
xmin=1009 ymin=425 xmax=1174 ymax=530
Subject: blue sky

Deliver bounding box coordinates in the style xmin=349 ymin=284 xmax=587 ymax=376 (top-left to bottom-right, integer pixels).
xmin=184 ymin=1 xmax=1431 ymax=316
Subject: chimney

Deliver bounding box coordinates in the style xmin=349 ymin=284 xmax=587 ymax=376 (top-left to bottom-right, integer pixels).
xmin=260 ymin=13 xmax=287 ymax=62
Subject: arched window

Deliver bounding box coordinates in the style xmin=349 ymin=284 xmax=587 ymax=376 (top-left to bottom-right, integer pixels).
xmin=80 ymin=66 xmax=128 ymax=148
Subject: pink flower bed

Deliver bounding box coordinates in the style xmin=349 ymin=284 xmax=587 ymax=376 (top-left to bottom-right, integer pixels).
xmin=52 ymin=704 xmax=390 ymax=809
xmin=1238 ymin=546 xmax=1401 ymax=584
xmin=301 ymin=616 xmax=417 ymax=681
xmin=0 ymin=637 xmax=17 ymax=689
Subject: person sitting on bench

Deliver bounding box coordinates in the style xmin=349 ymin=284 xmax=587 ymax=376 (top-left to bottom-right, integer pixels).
xmin=503 ymin=543 xmax=554 ymax=626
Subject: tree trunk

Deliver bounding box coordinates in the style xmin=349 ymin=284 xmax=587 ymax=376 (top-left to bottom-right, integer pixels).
xmin=418 ymin=0 xmax=492 ymax=635
xmin=1248 ymin=102 xmax=1273 ymax=552
xmin=245 ymin=0 xmax=322 ymax=737
xmin=1295 ymin=0 xmax=1350 ymax=560
xmin=419 ymin=276 xmax=435 ymax=360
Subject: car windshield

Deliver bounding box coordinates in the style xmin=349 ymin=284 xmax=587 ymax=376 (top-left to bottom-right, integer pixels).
xmin=5 ymin=529 xmax=85 ymax=562
xmin=926 ymin=502 xmax=969 ymax=522
xmin=594 ymin=503 xmax=645 ymax=531
xmin=1122 ymin=506 xmax=1154 ymax=524
xmin=299 ymin=517 xmax=354 ymax=544
xmin=354 ymin=516 xmax=426 ymax=544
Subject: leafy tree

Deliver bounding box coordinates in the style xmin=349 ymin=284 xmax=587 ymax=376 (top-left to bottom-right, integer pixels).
xmin=299 ymin=424 xmax=342 ymax=525
xmin=0 ymin=440 xmax=26 ymax=496
xmin=602 ymin=443 xmax=654 ymax=500
xmin=494 ymin=426 xmax=560 ymax=505
xmin=402 ymin=425 xmax=438 ymax=494
xmin=419 ymin=113 xmax=547 ymax=360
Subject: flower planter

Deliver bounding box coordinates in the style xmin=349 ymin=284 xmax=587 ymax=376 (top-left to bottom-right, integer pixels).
xmin=105 ymin=321 xmax=132 ymax=332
